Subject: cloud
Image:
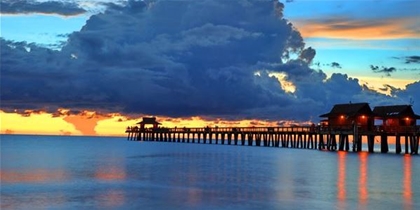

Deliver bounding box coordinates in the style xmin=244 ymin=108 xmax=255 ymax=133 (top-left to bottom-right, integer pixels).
xmin=393 ymin=55 xmax=420 ymax=64
xmin=5 ymin=129 xmax=14 ymax=134
xmin=293 ymin=17 xmax=419 ymax=40
xmin=405 ymin=56 xmax=420 ymax=64
xmin=370 ymin=65 xmax=396 ymax=76
xmin=330 ymin=62 xmax=342 ymax=69
xmin=0 ymin=0 xmax=86 ymax=16
xmin=1 ymin=0 xmax=417 ymax=122
xmin=288 ymin=1 xmax=419 ymax=40
xmin=378 ymin=84 xmax=400 ymax=94
xmin=392 ymin=81 xmax=420 ymax=111
xmin=370 ymin=63 xmax=420 ymax=77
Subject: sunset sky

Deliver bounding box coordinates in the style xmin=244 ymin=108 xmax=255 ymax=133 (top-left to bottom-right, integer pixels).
xmin=1 ymin=0 xmax=419 ymax=136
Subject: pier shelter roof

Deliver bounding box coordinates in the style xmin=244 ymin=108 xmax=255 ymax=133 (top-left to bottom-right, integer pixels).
xmin=136 ymin=117 xmax=161 ymax=126
xmin=319 ymin=103 xmax=373 ymax=118
xmin=373 ymin=105 xmax=420 ymax=119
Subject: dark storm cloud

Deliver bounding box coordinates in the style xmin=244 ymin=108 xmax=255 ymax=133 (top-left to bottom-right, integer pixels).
xmin=0 ymin=0 xmax=86 ymax=16
xmin=1 ymin=0 xmax=414 ymax=121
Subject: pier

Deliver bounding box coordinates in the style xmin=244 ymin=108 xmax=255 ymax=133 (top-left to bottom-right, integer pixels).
xmin=126 ymin=125 xmax=420 ymax=155
xmin=125 ymin=103 xmax=420 ymax=155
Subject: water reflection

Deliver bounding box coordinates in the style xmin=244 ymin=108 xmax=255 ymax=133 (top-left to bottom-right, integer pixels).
xmin=2 ymin=135 xmax=418 ymax=209
xmin=403 ymin=155 xmax=412 ymax=210
xmin=0 ymin=169 xmax=68 ymax=183
xmin=97 ymin=190 xmax=125 ymax=208
xmin=337 ymin=151 xmax=346 ymax=203
xmin=336 ymin=152 xmax=370 ymax=209
xmin=135 ymin=151 xmax=269 ymax=208
xmin=359 ymin=152 xmax=369 ymax=207
xmin=95 ymin=166 xmax=126 ymax=181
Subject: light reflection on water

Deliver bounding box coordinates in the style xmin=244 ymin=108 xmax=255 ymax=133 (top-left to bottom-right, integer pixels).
xmin=1 ymin=135 xmax=419 ymax=209
xmin=336 ymin=151 xmax=346 ymax=209
xmin=403 ymin=155 xmax=413 ymax=210
xmin=358 ymin=152 xmax=368 ymax=208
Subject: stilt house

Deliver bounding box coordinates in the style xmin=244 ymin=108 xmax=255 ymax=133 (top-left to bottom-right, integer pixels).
xmin=319 ymin=103 xmax=374 ymax=131
xmin=373 ymin=105 xmax=419 ymax=132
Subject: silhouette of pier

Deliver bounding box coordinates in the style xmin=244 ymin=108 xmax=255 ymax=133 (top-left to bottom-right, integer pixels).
xmin=125 ymin=103 xmax=420 ymax=155
xmin=126 ymin=125 xmax=420 ymax=155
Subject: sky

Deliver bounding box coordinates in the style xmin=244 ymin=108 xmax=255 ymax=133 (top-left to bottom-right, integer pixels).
xmin=1 ymin=0 xmax=419 ymax=136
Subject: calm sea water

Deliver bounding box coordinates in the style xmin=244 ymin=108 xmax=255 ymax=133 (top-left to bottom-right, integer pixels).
xmin=1 ymin=135 xmax=419 ymax=210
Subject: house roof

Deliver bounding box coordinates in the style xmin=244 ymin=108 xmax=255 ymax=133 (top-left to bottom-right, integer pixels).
xmin=136 ymin=117 xmax=161 ymax=125
xmin=319 ymin=103 xmax=372 ymax=118
xmin=373 ymin=105 xmax=420 ymax=119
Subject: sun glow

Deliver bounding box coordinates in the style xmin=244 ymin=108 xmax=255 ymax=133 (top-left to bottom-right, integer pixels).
xmin=1 ymin=109 xmax=302 ymax=137
xmin=0 ymin=110 xmax=82 ymax=135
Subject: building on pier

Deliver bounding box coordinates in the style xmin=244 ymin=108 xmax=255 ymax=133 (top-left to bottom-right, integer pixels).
xmin=319 ymin=102 xmax=374 ymax=131
xmin=137 ymin=117 xmax=161 ymax=130
xmin=373 ymin=105 xmax=420 ymax=132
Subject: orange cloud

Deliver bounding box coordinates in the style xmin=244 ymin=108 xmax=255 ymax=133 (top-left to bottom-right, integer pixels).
xmin=293 ymin=17 xmax=419 ymax=40
xmin=63 ymin=111 xmax=109 ymax=136
xmin=4 ymin=129 xmax=14 ymax=134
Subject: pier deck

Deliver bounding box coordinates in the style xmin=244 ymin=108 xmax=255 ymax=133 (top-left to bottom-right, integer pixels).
xmin=126 ymin=126 xmax=420 ymax=155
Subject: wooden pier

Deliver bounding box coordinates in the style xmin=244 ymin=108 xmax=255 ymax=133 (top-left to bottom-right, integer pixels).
xmin=126 ymin=125 xmax=420 ymax=155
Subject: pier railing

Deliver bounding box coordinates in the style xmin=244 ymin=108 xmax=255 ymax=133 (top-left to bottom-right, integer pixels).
xmin=126 ymin=126 xmax=315 ymax=133
xmin=126 ymin=125 xmax=420 ymax=134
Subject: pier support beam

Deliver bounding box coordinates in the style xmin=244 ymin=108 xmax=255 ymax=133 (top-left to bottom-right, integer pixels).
xmin=396 ymin=135 xmax=401 ymax=154
xmin=380 ymin=134 xmax=388 ymax=153
xmin=367 ymin=135 xmax=375 ymax=153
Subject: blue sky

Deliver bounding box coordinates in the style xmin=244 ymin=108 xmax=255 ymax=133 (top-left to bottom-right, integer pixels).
xmin=282 ymin=0 xmax=419 ymax=85
xmin=1 ymin=0 xmax=419 ymax=122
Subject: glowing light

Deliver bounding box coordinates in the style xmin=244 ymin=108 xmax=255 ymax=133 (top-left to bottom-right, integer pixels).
xmin=268 ymin=72 xmax=296 ymax=93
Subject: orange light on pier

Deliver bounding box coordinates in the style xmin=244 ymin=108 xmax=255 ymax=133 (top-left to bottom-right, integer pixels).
xmin=340 ymin=115 xmax=345 ymax=119
xmin=361 ymin=115 xmax=366 ymax=119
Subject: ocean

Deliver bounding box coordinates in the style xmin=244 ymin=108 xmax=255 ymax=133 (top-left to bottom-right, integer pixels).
xmin=1 ymin=135 xmax=418 ymax=210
